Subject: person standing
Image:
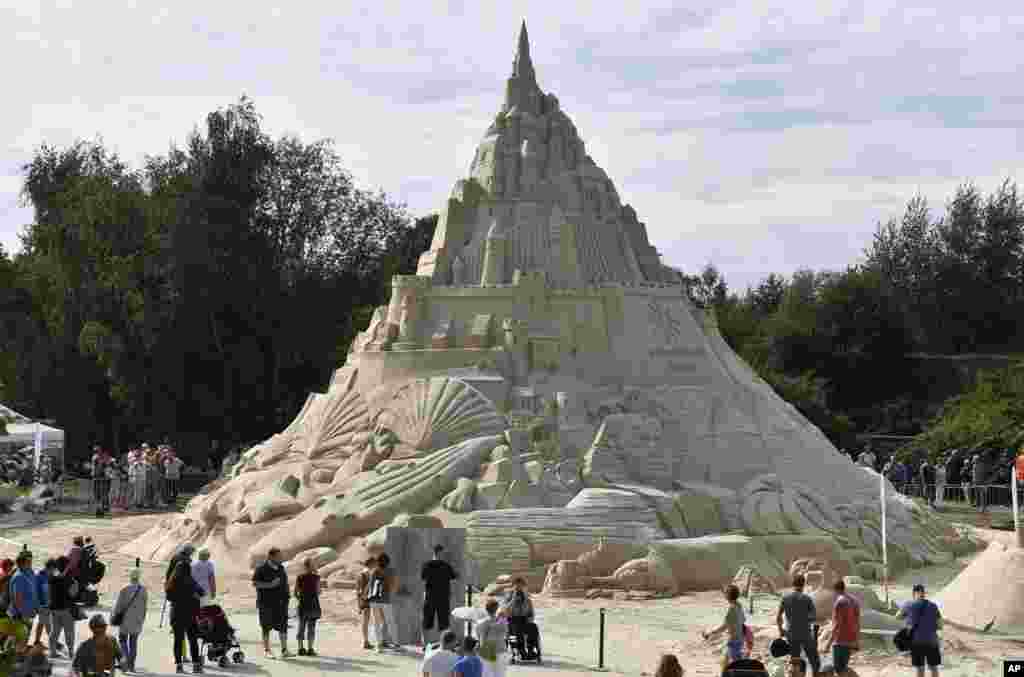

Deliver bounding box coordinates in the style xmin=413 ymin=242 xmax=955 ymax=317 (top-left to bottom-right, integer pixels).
xmin=166 ymin=545 xmax=203 ymax=673
xmin=190 ymin=549 xmax=216 ymax=607
xmin=972 ymin=453 xmax=988 ymax=512
xmin=776 ymin=574 xmax=820 ymax=676
xmin=934 ymin=457 xmax=947 ymax=506
xmin=368 ymin=553 xmax=399 ymax=653
xmin=252 ymin=547 xmax=291 ymax=659
xmin=32 ymin=558 xmax=55 ymax=649
xmin=476 ymin=599 xmax=509 ymax=677
xmin=8 ymin=551 xmax=40 ymax=642
xmin=111 ymin=568 xmax=148 ymax=673
xmin=822 ymin=579 xmax=860 ymax=676
xmin=48 ymin=555 xmax=77 ymax=659
xmin=164 ymin=452 xmax=185 ymax=505
xmin=294 ymin=558 xmax=323 ymax=656
xmin=899 ymin=584 xmax=943 ymax=677
xmin=420 ymin=544 xmax=458 ymax=648
xmin=356 ymin=557 xmax=375 ymax=650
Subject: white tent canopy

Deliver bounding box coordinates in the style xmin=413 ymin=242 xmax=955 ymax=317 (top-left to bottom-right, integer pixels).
xmin=0 ymin=403 xmax=64 ymax=453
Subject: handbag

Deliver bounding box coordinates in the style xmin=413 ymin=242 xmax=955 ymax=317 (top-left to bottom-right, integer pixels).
xmin=894 ymin=615 xmax=920 ymax=652
xmin=111 ymin=585 xmax=142 ymax=626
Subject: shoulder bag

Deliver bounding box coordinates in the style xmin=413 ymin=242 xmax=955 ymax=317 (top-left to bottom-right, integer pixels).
xmin=111 ymin=585 xmax=142 ymax=626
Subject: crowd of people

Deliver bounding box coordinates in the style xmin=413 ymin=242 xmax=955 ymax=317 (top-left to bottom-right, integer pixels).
xmin=851 ymin=443 xmax=1024 ymax=512
xmin=0 ymin=537 xmax=150 ymax=677
xmin=0 ymin=535 xmax=954 ymax=677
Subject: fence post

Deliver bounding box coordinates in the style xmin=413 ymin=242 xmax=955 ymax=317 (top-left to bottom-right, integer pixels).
xmin=597 ymin=607 xmax=606 ymax=670
xmin=465 ymin=584 xmax=474 ymax=638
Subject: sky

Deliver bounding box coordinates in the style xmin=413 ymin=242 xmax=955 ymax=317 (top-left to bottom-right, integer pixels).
xmin=2 ymin=2 xmax=1023 ymax=293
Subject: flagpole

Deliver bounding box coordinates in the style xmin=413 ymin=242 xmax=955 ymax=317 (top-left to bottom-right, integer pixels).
xmin=881 ymin=470 xmax=889 ymax=605
xmin=1013 ymin=462 xmax=1022 ymax=549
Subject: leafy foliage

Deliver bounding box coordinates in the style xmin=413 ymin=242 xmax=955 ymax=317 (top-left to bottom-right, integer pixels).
xmin=1 ymin=98 xmax=435 ymax=460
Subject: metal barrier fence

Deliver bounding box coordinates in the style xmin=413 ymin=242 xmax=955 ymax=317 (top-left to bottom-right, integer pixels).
xmin=50 ymin=474 xmax=213 ymax=511
xmin=889 ymin=481 xmax=1022 ymax=508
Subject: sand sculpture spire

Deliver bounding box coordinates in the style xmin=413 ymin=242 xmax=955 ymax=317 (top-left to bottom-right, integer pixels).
xmin=513 ymin=20 xmax=535 ymax=81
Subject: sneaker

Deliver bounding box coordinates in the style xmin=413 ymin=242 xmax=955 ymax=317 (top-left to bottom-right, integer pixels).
xmin=176 ymin=665 xmax=186 ymax=674
xmin=297 ymin=648 xmax=307 ymax=656
xmin=280 ymin=650 xmax=293 ymax=659
xmin=307 ymin=649 xmax=317 ymax=657
xmin=264 ymin=650 xmax=276 ymax=660
xmin=192 ymin=664 xmax=204 ymax=674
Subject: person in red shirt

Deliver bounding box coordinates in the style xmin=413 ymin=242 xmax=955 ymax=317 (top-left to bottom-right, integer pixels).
xmin=823 ymin=579 xmax=860 ymax=676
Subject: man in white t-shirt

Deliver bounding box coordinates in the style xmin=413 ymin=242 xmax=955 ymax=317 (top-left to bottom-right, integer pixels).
xmin=422 ymin=630 xmax=459 ymax=677
xmin=191 ymin=548 xmax=217 ymax=607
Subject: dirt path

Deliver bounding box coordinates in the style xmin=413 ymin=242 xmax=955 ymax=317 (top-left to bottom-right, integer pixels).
xmin=2 ymin=511 xmax=1022 ymax=676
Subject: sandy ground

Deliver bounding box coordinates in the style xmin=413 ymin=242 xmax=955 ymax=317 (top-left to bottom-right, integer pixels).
xmin=2 ymin=510 xmax=1024 ymax=676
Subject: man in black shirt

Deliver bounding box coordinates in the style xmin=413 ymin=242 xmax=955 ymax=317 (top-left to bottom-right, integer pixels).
xmin=420 ymin=544 xmax=458 ymax=648
xmin=252 ymin=547 xmax=291 ymax=659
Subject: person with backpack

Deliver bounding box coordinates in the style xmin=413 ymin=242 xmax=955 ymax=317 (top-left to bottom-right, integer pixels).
xmin=31 ymin=558 xmax=55 ymax=649
xmin=776 ymin=574 xmax=820 ymax=676
xmin=368 ymin=553 xmax=399 ymax=653
xmin=165 ymin=545 xmax=203 ymax=673
xmin=898 ymin=583 xmax=943 ymax=677
xmin=356 ymin=557 xmax=375 ymax=650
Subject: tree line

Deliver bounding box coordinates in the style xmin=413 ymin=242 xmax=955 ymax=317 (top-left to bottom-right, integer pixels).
xmin=0 ymin=97 xmax=437 ymax=459
xmin=3 ymin=95 xmax=1022 ymax=459
xmin=685 ymin=180 xmax=1024 ymax=450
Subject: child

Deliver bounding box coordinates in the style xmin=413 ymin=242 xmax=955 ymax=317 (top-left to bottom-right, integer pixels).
xmin=356 ymin=557 xmax=375 ymax=650
xmin=701 ymin=584 xmax=746 ymax=674
xmin=294 ymin=558 xmax=323 ymax=656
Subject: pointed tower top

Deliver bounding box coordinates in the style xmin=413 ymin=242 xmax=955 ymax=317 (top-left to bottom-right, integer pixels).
xmin=512 ymin=19 xmax=535 ymax=81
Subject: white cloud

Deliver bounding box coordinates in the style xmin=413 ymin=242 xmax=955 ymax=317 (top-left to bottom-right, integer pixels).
xmin=2 ymin=1 xmax=1024 ymax=293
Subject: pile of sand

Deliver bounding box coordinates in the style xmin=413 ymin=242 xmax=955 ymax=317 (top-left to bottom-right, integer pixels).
xmin=937 ymin=540 xmax=1024 ymax=631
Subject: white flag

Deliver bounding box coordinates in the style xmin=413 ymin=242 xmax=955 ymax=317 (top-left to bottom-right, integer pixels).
xmin=34 ymin=421 xmax=44 ymax=468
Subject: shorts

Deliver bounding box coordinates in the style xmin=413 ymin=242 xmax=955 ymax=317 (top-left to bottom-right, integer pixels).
xmin=832 ymin=645 xmax=852 ymax=672
xmin=423 ymin=596 xmax=451 ymax=631
xmin=725 ymin=638 xmax=745 ymax=661
xmin=910 ymin=643 xmax=941 ymax=667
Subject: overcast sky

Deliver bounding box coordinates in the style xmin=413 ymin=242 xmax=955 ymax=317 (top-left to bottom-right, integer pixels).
xmin=2 ymin=2 xmax=1023 ymax=293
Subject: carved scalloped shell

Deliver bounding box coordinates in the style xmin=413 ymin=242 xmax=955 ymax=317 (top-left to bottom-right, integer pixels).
xmin=379 ymin=376 xmax=507 ymax=452
xmin=289 ymin=385 xmax=372 ymax=459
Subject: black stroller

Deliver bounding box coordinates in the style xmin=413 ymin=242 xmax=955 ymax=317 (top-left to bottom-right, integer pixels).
xmin=506 ymin=617 xmax=542 ymax=664
xmin=196 ymin=605 xmax=245 ymax=668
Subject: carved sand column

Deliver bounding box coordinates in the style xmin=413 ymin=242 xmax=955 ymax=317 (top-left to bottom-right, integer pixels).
xmin=389 ymin=275 xmax=431 ymax=351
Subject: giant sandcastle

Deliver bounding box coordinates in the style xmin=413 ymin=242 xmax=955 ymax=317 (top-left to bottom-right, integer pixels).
xmin=123 ymin=23 xmax=971 ymax=592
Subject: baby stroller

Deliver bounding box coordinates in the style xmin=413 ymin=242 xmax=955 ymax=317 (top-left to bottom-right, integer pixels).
xmin=722 ymin=657 xmax=769 ymax=676
xmin=506 ymin=618 xmax=541 ymax=664
xmin=76 ymin=549 xmax=105 ymax=608
xmin=196 ymin=605 xmax=245 ymax=668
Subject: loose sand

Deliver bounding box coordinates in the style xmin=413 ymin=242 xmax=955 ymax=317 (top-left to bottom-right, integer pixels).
xmin=2 ymin=511 xmax=1023 ymax=677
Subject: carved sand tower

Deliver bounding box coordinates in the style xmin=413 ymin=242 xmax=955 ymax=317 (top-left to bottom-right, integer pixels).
xmin=123 ymin=22 xmax=972 ymax=599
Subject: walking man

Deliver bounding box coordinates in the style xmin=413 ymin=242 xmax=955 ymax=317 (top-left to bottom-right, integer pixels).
xmin=899 ymin=584 xmax=943 ymax=677
xmin=420 ymin=544 xmax=459 ymax=649
xmin=777 ymin=573 xmax=820 ymax=676
xmin=252 ymin=547 xmax=291 ymax=659
xmin=822 ymin=579 xmax=860 ymax=676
